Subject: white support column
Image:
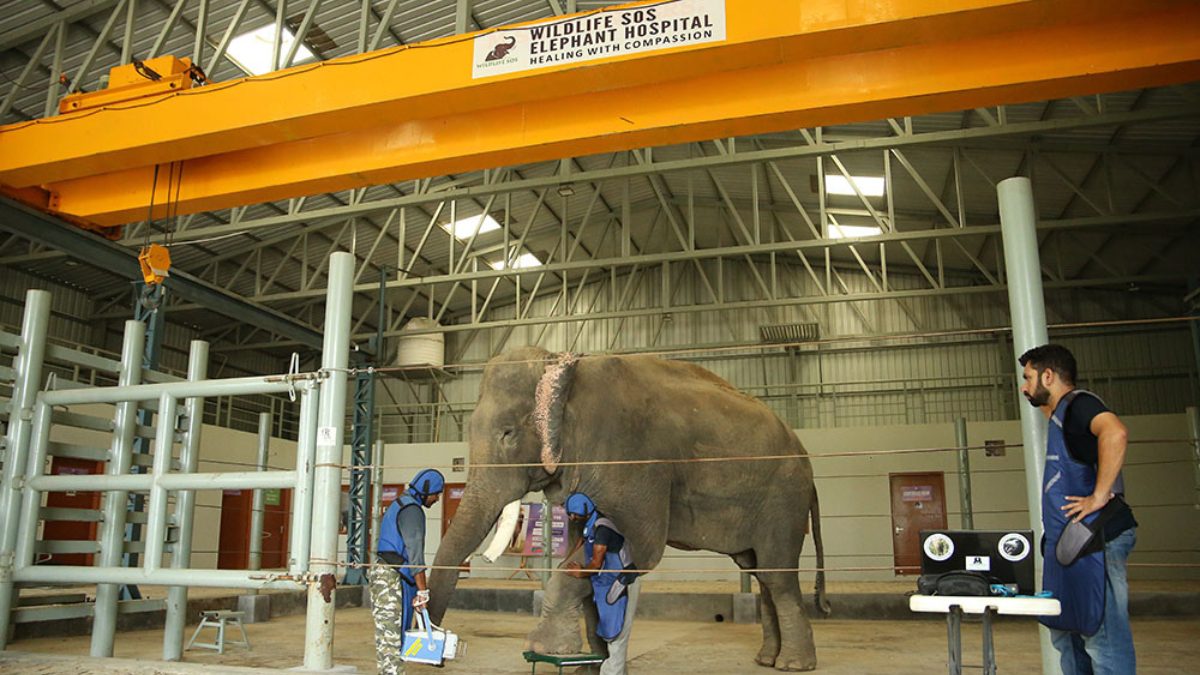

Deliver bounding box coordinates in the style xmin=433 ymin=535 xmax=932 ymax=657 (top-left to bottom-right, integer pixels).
xmin=0 ymin=290 xmax=51 ymax=650
xmin=303 ymin=252 xmax=355 ymax=671
xmin=163 ymin=340 xmax=209 ymax=661
xmin=289 ymin=383 xmax=320 ymax=576
xmin=997 ymin=176 xmax=1060 ymax=675
xmin=91 ymin=320 xmax=147 ymax=657
xmin=143 ymin=393 xmax=178 ymax=574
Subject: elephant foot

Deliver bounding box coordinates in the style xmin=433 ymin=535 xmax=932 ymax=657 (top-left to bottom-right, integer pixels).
xmin=772 ymin=650 xmax=817 ymax=672
xmin=754 ymin=653 xmax=777 ymax=668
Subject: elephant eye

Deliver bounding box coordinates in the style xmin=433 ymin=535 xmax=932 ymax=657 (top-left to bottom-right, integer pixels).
xmin=498 ymin=428 xmax=516 ymax=443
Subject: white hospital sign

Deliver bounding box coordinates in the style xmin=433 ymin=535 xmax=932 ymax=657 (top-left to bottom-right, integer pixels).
xmin=472 ymin=0 xmax=726 ymax=78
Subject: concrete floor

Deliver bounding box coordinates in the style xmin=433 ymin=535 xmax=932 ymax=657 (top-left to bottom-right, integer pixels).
xmin=5 ymin=607 xmax=1200 ymax=674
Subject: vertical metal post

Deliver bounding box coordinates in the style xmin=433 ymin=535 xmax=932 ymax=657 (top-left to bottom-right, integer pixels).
xmin=163 ymin=340 xmax=208 ymax=661
xmin=0 ymin=290 xmax=51 ymax=650
xmin=45 ymin=22 xmax=66 ymax=118
xmin=249 ymin=412 xmax=271 ymax=575
xmin=541 ymin=496 xmax=552 ymax=585
xmin=91 ymin=320 xmax=147 ymax=657
xmin=303 ymin=252 xmax=354 ymax=671
xmin=193 ymin=0 xmax=209 ymax=68
xmin=371 ymin=438 xmax=385 ymax=560
xmin=956 ymin=418 xmax=974 ymax=530
xmin=289 ymin=383 xmax=320 ymax=576
xmin=13 ymin=402 xmax=54 ymax=574
xmin=143 ymin=393 xmax=178 ymax=573
xmin=997 ymin=176 xmax=1059 ymax=675
xmin=1188 ymin=406 xmax=1199 ymax=511
xmin=272 ymin=0 xmax=286 ymax=72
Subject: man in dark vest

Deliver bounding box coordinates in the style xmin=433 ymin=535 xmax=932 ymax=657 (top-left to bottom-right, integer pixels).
xmin=564 ymin=492 xmax=640 ymax=675
xmin=1019 ymin=344 xmax=1137 ymax=674
xmin=370 ymin=468 xmax=444 ymax=675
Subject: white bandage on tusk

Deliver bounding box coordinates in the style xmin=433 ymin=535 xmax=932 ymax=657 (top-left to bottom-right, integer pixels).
xmin=481 ymin=500 xmax=523 ymax=563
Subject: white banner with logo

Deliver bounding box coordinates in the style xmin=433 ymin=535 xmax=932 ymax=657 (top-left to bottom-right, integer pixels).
xmin=472 ymin=0 xmax=726 ymax=79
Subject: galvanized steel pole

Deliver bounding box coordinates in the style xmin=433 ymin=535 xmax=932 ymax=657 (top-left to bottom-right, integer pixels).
xmin=91 ymin=320 xmax=147 ymax=657
xmin=371 ymin=438 xmax=385 ymax=560
xmin=143 ymin=393 xmax=178 ymax=574
xmin=303 ymin=252 xmax=355 ymax=670
xmin=955 ymin=418 xmax=974 ymax=530
xmin=249 ymin=411 xmax=272 ymax=578
xmin=997 ymin=176 xmax=1059 ymax=675
xmin=289 ymin=383 xmax=320 ymax=576
xmin=163 ymin=340 xmax=209 ymax=661
xmin=0 ymin=289 xmax=51 ymax=650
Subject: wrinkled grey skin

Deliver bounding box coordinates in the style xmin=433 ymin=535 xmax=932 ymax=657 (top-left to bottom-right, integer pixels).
xmin=429 ymin=347 xmax=830 ymax=672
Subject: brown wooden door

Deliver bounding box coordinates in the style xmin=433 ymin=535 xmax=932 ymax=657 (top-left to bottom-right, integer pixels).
xmin=42 ymin=458 xmax=104 ymax=566
xmin=218 ymin=489 xmax=251 ymax=569
xmin=889 ymin=472 xmax=947 ymax=575
xmin=218 ymin=488 xmax=291 ymax=569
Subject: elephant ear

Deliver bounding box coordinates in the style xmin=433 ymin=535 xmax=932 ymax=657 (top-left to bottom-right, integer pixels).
xmin=533 ymin=352 xmax=580 ymax=473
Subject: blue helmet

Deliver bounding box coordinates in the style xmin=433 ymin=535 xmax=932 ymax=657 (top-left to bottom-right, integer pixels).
xmin=407 ymin=469 xmax=445 ymax=500
xmin=565 ymin=492 xmax=596 ymax=519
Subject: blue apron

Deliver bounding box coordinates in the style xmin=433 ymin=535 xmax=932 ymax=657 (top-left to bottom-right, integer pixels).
xmin=1039 ymin=390 xmax=1121 ymax=636
xmin=584 ymin=517 xmax=634 ymax=641
xmin=378 ymin=494 xmax=423 ymax=631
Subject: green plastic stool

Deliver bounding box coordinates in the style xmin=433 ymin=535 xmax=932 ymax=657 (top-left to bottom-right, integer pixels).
xmin=522 ymin=651 xmax=605 ymax=674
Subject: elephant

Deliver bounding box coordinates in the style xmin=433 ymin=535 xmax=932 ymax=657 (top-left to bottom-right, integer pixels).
xmin=428 ymin=346 xmax=830 ymax=671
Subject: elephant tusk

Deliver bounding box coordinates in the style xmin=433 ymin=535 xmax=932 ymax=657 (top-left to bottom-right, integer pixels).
xmin=481 ymin=500 xmax=523 ymax=563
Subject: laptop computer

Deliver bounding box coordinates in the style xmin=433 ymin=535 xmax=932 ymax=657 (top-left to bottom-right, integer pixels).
xmin=919 ymin=529 xmax=1036 ymax=595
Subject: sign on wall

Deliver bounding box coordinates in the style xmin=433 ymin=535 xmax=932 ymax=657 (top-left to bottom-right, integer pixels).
xmin=472 ymin=0 xmax=726 ymax=79
xmin=520 ymin=504 xmax=569 ymax=557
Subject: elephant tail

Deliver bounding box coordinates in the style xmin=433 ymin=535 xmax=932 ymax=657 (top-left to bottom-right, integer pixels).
xmin=810 ymin=486 xmax=832 ymax=617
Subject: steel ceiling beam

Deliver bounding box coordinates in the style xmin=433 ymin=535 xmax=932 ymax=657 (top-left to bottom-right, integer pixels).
xmin=3 ymin=0 xmax=1198 ymax=227
xmin=0 ymin=197 xmax=324 ymax=350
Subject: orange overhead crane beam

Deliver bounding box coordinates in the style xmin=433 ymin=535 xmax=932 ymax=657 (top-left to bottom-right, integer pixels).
xmin=1 ymin=0 xmax=1198 ymax=228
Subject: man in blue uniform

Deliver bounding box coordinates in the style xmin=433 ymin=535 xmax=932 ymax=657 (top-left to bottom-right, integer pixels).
xmin=1019 ymin=344 xmax=1137 ymax=674
xmin=370 ymin=468 xmax=444 ymax=675
xmin=564 ymin=492 xmax=639 ymax=675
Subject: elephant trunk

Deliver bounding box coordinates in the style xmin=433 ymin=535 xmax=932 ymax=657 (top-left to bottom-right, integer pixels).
xmin=428 ymin=477 xmax=513 ymax=623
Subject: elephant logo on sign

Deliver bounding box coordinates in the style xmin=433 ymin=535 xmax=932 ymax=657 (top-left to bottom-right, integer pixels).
xmin=486 ymin=36 xmax=517 ymax=61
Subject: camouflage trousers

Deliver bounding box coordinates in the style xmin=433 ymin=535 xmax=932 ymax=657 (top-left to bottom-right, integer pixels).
xmin=369 ymin=564 xmax=413 ymax=675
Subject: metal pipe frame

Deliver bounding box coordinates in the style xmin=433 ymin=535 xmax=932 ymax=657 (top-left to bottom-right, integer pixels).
xmin=142 ymin=392 xmax=178 ymax=575
xmin=0 ymin=289 xmax=51 ymax=651
xmin=955 ymin=417 xmax=974 ymax=530
xmin=303 ymin=251 xmax=354 ymax=671
xmin=90 ymin=319 xmax=146 ymax=657
xmin=289 ymin=382 xmax=320 ymax=577
xmin=248 ymin=412 xmax=271 ymax=574
xmin=164 ymin=340 xmax=209 ymax=661
xmin=30 ymin=471 xmax=300 ymax=493
xmin=40 ymin=371 xmax=316 ymax=406
xmin=12 ymin=565 xmax=304 ymax=590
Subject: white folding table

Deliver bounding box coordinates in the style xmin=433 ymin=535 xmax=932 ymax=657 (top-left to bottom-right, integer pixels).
xmin=909 ymin=595 xmax=1060 ymax=675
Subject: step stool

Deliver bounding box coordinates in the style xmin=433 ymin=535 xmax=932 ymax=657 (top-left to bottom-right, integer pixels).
xmin=522 ymin=651 xmax=605 ymax=674
xmin=186 ymin=610 xmax=251 ymax=654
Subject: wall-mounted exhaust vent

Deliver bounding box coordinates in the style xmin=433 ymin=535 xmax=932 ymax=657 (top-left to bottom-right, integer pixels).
xmin=759 ymin=323 xmax=819 ymax=344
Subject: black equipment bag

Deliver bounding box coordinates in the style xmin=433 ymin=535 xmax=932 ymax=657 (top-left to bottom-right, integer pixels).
xmin=917 ymin=570 xmax=991 ymax=597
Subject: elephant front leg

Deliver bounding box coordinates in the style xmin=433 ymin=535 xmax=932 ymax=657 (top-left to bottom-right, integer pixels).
xmin=525 ymin=548 xmax=598 ymax=656
xmin=755 ymin=582 xmax=781 ymax=668
xmin=757 ymin=573 xmax=817 ymax=672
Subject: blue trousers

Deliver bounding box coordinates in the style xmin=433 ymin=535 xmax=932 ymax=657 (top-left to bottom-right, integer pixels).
xmin=1049 ymin=528 xmax=1136 ymax=675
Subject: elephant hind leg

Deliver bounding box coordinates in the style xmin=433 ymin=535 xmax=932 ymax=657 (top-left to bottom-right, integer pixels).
xmin=755 ymin=571 xmax=816 ymax=672
xmin=732 ymin=551 xmax=779 ymax=668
